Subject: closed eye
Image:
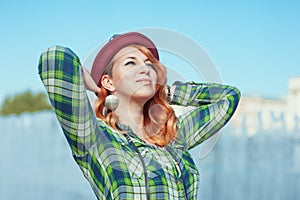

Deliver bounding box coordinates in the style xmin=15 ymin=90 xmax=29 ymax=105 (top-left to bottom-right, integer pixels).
xmin=145 ymin=59 xmax=154 ymax=68
xmin=125 ymin=61 xmax=135 ymax=66
xmin=146 ymin=63 xmax=154 ymax=68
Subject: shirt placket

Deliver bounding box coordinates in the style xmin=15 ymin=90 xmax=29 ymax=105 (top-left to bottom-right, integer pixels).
xmin=166 ymin=147 xmax=188 ymax=200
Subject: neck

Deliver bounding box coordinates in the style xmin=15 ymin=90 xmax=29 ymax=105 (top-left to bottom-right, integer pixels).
xmin=115 ymin=97 xmax=145 ymax=137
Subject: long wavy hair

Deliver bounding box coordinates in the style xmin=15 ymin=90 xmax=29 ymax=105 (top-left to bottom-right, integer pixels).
xmin=94 ymin=45 xmax=177 ymax=146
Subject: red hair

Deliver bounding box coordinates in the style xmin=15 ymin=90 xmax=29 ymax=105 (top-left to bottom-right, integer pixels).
xmin=94 ymin=45 xmax=177 ymax=146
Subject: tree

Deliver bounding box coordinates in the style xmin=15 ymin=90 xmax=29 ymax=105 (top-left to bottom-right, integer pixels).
xmin=0 ymin=90 xmax=52 ymax=115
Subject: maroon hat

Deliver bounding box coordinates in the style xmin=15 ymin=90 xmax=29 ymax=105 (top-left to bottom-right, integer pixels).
xmin=91 ymin=32 xmax=159 ymax=87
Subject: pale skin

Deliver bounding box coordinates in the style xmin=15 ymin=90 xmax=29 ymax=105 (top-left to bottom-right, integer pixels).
xmin=82 ymin=46 xmax=174 ymax=142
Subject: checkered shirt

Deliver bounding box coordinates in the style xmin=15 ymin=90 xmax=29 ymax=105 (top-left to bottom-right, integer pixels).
xmin=38 ymin=46 xmax=240 ymax=200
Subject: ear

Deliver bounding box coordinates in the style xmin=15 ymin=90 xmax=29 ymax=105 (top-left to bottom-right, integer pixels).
xmin=101 ymin=75 xmax=115 ymax=92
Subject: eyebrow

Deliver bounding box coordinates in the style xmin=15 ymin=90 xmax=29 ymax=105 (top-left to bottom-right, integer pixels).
xmin=121 ymin=57 xmax=136 ymax=63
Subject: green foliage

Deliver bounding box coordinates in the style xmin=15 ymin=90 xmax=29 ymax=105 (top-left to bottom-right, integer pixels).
xmin=0 ymin=90 xmax=52 ymax=115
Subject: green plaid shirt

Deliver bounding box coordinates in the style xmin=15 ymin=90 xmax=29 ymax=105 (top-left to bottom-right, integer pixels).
xmin=38 ymin=46 xmax=240 ymax=200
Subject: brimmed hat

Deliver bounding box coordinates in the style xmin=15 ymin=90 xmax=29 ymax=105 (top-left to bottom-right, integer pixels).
xmin=91 ymin=32 xmax=159 ymax=87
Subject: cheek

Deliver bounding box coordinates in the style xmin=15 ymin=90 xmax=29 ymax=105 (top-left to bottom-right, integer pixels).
xmin=112 ymin=69 xmax=133 ymax=88
xmin=112 ymin=66 xmax=127 ymax=81
xmin=153 ymin=74 xmax=158 ymax=83
xmin=151 ymin=70 xmax=159 ymax=84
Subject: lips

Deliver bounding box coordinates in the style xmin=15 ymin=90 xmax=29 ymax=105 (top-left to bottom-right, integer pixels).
xmin=136 ymin=78 xmax=152 ymax=85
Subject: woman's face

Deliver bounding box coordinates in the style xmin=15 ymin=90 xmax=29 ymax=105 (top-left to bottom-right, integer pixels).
xmin=110 ymin=46 xmax=158 ymax=102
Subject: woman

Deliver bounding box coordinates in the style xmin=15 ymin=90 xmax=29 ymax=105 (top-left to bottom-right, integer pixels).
xmin=38 ymin=32 xmax=240 ymax=199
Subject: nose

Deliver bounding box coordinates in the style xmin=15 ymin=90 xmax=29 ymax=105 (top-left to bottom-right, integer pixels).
xmin=139 ymin=63 xmax=150 ymax=75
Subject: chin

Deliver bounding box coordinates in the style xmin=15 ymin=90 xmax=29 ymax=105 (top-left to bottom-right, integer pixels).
xmin=134 ymin=90 xmax=155 ymax=100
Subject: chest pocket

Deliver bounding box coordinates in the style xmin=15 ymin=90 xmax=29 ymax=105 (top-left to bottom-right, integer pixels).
xmin=150 ymin=149 xmax=176 ymax=178
xmin=120 ymin=142 xmax=144 ymax=179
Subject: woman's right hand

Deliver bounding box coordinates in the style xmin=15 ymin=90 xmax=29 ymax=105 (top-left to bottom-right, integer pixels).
xmin=81 ymin=65 xmax=101 ymax=93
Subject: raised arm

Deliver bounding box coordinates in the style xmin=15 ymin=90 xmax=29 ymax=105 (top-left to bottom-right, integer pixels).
xmin=170 ymin=81 xmax=241 ymax=150
xmin=38 ymin=46 xmax=98 ymax=156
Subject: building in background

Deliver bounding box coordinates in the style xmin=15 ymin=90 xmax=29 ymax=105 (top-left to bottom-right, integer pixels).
xmin=231 ymin=77 xmax=300 ymax=136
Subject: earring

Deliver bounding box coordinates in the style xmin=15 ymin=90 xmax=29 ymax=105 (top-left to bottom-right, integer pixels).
xmin=104 ymin=94 xmax=119 ymax=111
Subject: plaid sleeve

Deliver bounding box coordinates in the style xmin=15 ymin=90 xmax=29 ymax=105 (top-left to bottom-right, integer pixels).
xmin=38 ymin=46 xmax=97 ymax=156
xmin=171 ymin=81 xmax=241 ymax=150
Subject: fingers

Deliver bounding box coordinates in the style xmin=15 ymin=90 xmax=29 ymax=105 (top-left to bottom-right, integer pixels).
xmin=81 ymin=65 xmax=101 ymax=93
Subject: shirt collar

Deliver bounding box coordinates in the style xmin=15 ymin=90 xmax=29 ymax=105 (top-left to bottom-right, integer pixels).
xmin=117 ymin=123 xmax=150 ymax=146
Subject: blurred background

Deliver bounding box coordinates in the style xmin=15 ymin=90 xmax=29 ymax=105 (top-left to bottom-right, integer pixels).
xmin=1 ymin=1 xmax=299 ymax=199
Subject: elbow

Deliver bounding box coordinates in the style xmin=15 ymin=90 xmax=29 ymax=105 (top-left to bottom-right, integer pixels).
xmin=225 ymin=86 xmax=241 ymax=112
xmin=230 ymin=86 xmax=241 ymax=112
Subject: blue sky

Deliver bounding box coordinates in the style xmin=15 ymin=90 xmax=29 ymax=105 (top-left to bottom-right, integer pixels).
xmin=1 ymin=0 xmax=299 ymax=104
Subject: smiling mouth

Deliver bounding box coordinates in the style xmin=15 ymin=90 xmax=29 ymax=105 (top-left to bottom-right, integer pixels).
xmin=136 ymin=79 xmax=152 ymax=85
